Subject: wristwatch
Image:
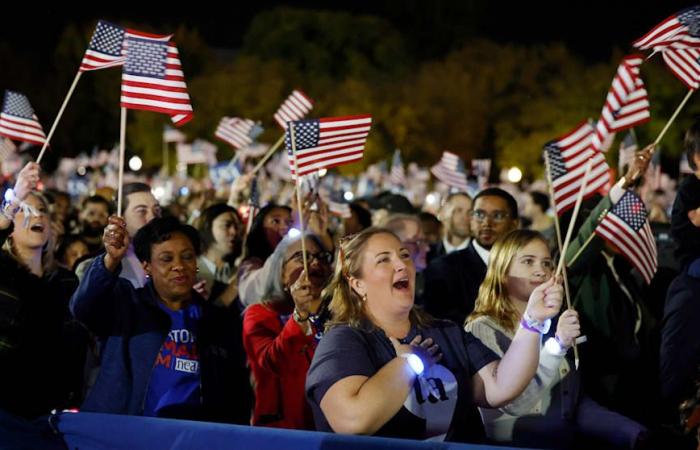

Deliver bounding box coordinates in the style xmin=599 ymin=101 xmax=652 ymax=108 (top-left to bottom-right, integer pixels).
xmin=520 ymin=311 xmax=551 ymax=334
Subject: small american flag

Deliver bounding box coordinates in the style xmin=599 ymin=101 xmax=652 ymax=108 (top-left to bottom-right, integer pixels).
xmin=431 ymin=151 xmax=469 ymax=192
xmin=591 ymin=55 xmax=650 ymax=152
xmin=618 ymin=130 xmax=638 ymax=173
xmin=544 ymin=121 xmax=611 ymax=215
xmin=120 ymin=37 xmax=193 ymax=126
xmin=285 ymin=114 xmax=372 ymax=179
xmin=215 ymin=117 xmax=257 ymax=149
xmin=634 ymin=6 xmax=700 ymax=51
xmin=79 ymin=20 xmax=171 ymax=72
xmin=660 ymin=47 xmax=700 ymax=89
xmin=389 ymin=149 xmax=406 ymax=188
xmin=0 ymin=137 xmax=16 ymax=162
xmin=328 ymin=200 xmax=352 ymax=219
xmin=0 ymin=91 xmax=47 ymax=146
xmin=274 ymin=90 xmax=314 ymax=129
xmin=595 ymin=190 xmax=658 ymax=284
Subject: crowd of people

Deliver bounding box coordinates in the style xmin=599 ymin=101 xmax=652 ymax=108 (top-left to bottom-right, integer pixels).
xmin=2 ymin=122 xmax=700 ymax=450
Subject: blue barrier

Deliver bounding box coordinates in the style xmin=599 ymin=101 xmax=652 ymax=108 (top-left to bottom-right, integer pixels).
xmin=55 ymin=412 xmax=529 ymax=450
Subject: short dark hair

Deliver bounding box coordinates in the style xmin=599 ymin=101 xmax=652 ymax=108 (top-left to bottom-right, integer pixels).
xmin=133 ymin=217 xmax=201 ymax=262
xmin=123 ymin=182 xmax=152 ymax=212
xmin=529 ymin=191 xmax=550 ymax=213
xmin=473 ymin=187 xmax=518 ymax=219
xmin=418 ymin=211 xmax=440 ymax=226
xmin=685 ymin=119 xmax=700 ymax=171
xmin=83 ymin=195 xmax=114 ymax=215
xmin=198 ymin=203 xmax=242 ymax=254
xmin=350 ymin=202 xmax=372 ymax=229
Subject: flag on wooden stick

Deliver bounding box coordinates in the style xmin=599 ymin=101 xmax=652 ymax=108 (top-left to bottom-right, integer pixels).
xmin=0 ymin=91 xmax=47 ymax=146
xmin=274 ymin=90 xmax=314 ymax=129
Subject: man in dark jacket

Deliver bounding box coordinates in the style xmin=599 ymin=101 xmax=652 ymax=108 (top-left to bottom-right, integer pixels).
xmin=421 ymin=188 xmax=519 ymax=325
xmin=70 ymin=216 xmax=252 ymax=424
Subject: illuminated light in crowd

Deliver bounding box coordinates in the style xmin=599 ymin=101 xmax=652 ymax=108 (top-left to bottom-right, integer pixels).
xmin=507 ymin=167 xmax=523 ymax=183
xmin=152 ymin=186 xmax=165 ymax=200
xmin=129 ymin=156 xmax=143 ymax=172
xmin=318 ymin=168 xmax=327 ymax=177
xmin=287 ymin=228 xmax=301 ymax=238
xmin=425 ymin=193 xmax=437 ymax=205
xmin=403 ymin=353 xmax=425 ymax=375
xmin=344 ymin=191 xmax=354 ymax=201
xmin=179 ymin=186 xmax=190 ymax=196
xmin=77 ymin=166 xmax=87 ymax=176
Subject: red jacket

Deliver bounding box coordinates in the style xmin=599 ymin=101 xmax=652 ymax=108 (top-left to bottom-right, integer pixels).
xmin=242 ymin=302 xmax=317 ymax=430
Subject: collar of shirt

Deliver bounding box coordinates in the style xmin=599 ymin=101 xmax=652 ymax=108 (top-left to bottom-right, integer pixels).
xmin=443 ymin=236 xmax=470 ymax=254
xmin=472 ymin=240 xmax=490 ymax=266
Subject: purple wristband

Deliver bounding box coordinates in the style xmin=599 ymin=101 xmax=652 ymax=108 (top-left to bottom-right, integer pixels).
xmin=519 ymin=318 xmax=541 ymax=333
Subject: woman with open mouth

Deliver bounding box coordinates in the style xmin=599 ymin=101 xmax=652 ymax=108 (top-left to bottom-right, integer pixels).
xmin=305 ymin=227 xmax=564 ymax=443
xmin=243 ymin=232 xmax=332 ymax=430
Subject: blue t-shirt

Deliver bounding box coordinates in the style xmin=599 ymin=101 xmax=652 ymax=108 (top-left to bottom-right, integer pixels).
xmin=143 ymin=302 xmax=202 ymax=418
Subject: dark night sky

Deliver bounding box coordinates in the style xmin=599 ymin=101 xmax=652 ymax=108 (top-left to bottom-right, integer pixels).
xmin=1 ymin=1 xmax=697 ymax=62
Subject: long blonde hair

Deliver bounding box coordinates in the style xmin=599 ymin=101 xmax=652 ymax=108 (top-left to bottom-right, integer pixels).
xmin=467 ymin=229 xmax=548 ymax=331
xmin=324 ymin=227 xmax=431 ymax=330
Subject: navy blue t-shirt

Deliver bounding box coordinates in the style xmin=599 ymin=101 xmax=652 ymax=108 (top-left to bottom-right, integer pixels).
xmin=305 ymin=320 xmax=498 ymax=442
xmin=143 ymin=302 xmax=202 ymax=418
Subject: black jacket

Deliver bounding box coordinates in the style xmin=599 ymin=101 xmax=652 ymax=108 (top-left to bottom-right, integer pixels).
xmin=420 ymin=241 xmax=487 ymax=326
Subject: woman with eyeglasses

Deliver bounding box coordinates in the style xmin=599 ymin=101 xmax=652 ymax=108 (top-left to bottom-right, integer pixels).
xmin=242 ymin=232 xmax=333 ymax=430
xmin=466 ymin=229 xmax=647 ymax=449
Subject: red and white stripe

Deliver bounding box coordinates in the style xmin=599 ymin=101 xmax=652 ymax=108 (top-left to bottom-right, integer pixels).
xmin=121 ymin=41 xmax=193 ymax=126
xmin=274 ymin=90 xmax=314 ymax=129
xmin=215 ymin=117 xmax=255 ymax=149
xmin=430 ymin=151 xmax=468 ymax=191
xmin=547 ymin=122 xmax=610 ymax=215
xmin=596 ymin=213 xmax=657 ymax=284
xmin=0 ymin=113 xmax=46 ymax=146
xmin=329 ymin=201 xmax=352 ymax=219
xmin=591 ymin=55 xmax=650 ymax=152
xmin=661 ymin=47 xmax=700 ymax=89
xmin=80 ymin=26 xmax=171 ymax=72
xmin=634 ymin=9 xmax=700 ymax=51
xmin=288 ymin=114 xmax=371 ymax=178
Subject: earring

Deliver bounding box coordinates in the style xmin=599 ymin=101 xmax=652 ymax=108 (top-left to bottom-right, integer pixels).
xmin=196 ymin=267 xmax=200 ymax=273
xmin=362 ymin=293 xmax=368 ymax=302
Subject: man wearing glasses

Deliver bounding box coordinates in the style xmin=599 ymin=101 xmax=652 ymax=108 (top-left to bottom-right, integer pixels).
xmin=421 ymin=188 xmax=519 ymax=325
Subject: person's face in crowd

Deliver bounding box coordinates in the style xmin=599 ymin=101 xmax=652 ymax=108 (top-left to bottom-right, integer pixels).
xmin=80 ymin=201 xmax=109 ymax=237
xmin=505 ymin=238 xmax=552 ymax=303
xmin=442 ymin=195 xmax=472 ymax=240
xmin=212 ymin=211 xmax=239 ymax=256
xmin=52 ymin=195 xmax=70 ymax=224
xmin=470 ymin=195 xmax=518 ymax=249
xmin=143 ymin=232 xmax=198 ymax=304
xmin=351 ymin=233 xmax=415 ymax=318
xmin=282 ymin=238 xmax=331 ymax=297
xmin=12 ymin=194 xmax=50 ymax=250
xmin=263 ymin=207 xmax=293 ymax=248
xmin=124 ymin=192 xmax=161 ymax=238
xmin=343 ymin=210 xmax=363 ymax=236
xmin=397 ymin=219 xmax=430 ymax=272
xmin=64 ymin=240 xmax=89 ymax=271
xmin=420 ymin=218 xmax=442 ymax=246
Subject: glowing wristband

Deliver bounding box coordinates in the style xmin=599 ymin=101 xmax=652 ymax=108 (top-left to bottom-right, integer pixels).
xmin=399 ymin=353 xmax=424 ymax=375
xmin=544 ymin=337 xmax=568 ymax=356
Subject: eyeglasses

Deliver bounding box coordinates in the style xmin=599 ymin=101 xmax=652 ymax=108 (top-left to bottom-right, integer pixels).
xmin=284 ymin=250 xmax=333 ymax=266
xmin=469 ymin=209 xmax=510 ymax=223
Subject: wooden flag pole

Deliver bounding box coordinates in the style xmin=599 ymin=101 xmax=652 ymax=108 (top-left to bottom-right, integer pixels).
xmin=555 ymin=159 xmax=593 ymax=278
xmin=117 ymin=107 xmax=127 ymax=216
xmin=653 ymin=88 xmax=694 ymax=147
xmin=251 ymin=134 xmax=285 ymax=175
xmin=36 ymin=71 xmax=83 ymax=164
xmin=289 ymin=124 xmax=309 ymax=275
xmin=544 ymin=152 xmax=580 ymax=368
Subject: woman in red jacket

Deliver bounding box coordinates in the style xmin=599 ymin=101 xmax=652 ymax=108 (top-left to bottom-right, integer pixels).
xmin=242 ymin=232 xmax=332 ymax=429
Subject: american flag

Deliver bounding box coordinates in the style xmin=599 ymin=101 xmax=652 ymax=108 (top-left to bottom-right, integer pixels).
xmin=215 ymin=117 xmax=257 ymax=149
xmin=274 ymin=90 xmax=314 ymax=129
xmin=634 ymin=6 xmax=700 ymax=51
xmin=618 ymin=130 xmax=638 ymax=173
xmin=595 ymin=190 xmax=658 ymax=284
xmin=328 ymin=200 xmax=352 ymax=219
xmin=0 ymin=91 xmax=47 ymax=146
xmin=389 ymin=149 xmax=406 ymax=188
xmin=120 ymin=37 xmax=193 ymax=126
xmin=660 ymin=47 xmax=700 ymax=89
xmin=472 ymin=158 xmax=491 ymax=188
xmin=285 ymin=114 xmax=372 ymax=179
xmin=591 ymin=55 xmax=651 ymax=152
xmin=544 ymin=121 xmax=611 ymax=215
xmin=431 ymin=151 xmax=469 ymax=192
xmin=79 ymin=20 xmax=171 ymax=72
xmin=0 ymin=137 xmax=16 ymax=162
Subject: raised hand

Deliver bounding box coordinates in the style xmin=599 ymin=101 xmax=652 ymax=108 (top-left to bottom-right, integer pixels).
xmin=623 ymin=143 xmax=655 ymax=188
xmin=555 ymin=309 xmax=581 ymax=349
xmin=13 ymin=162 xmax=40 ymax=202
xmin=525 ymin=276 xmax=564 ymax=323
xmin=103 ymin=216 xmax=129 ymax=272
